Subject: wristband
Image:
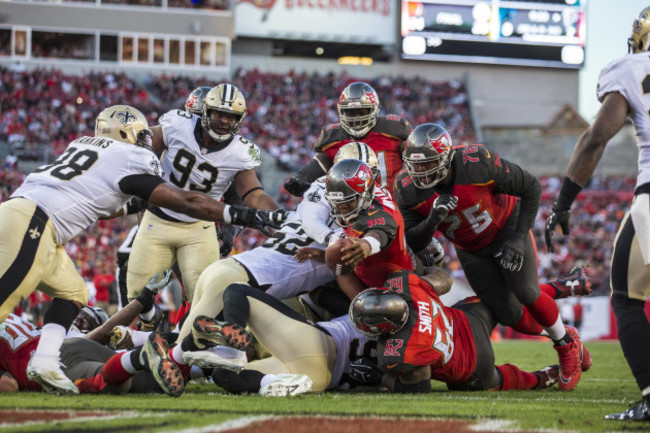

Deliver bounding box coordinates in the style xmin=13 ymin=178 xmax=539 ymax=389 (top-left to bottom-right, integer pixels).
xmin=554 ymin=177 xmax=583 ymax=211
xmin=222 ymin=205 xmax=232 ymax=224
xmin=364 ymin=236 xmax=381 ymax=256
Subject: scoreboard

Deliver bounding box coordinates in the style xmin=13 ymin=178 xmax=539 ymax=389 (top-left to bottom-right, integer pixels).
xmin=401 ymin=0 xmax=586 ymax=68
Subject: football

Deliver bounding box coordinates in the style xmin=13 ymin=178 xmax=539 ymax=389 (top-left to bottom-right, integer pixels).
xmin=325 ymin=237 xmax=355 ymax=276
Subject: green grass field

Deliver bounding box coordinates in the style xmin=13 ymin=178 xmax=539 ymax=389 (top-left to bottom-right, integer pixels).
xmin=0 ymin=340 xmax=643 ymax=433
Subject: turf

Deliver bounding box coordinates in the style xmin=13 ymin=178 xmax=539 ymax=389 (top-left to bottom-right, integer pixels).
xmin=0 ymin=340 xmax=643 ymax=432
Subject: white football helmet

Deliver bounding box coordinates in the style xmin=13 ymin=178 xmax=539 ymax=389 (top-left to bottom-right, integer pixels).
xmin=202 ymin=83 xmax=247 ymax=143
xmin=333 ymin=141 xmax=379 ymax=183
xmin=629 ymin=7 xmax=650 ymax=53
xmin=95 ymin=105 xmax=150 ymax=147
xmin=337 ymin=82 xmax=380 ymax=138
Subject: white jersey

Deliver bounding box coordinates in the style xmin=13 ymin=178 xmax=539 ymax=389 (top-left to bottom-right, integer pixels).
xmin=11 ymin=136 xmax=161 ymax=244
xmin=597 ymin=52 xmax=650 ymax=188
xmin=318 ymin=315 xmax=376 ymax=390
xmin=298 ymin=176 xmax=338 ymax=244
xmin=157 ymin=109 xmax=262 ymax=222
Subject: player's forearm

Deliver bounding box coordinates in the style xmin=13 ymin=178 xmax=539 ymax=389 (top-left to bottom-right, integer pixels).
xmin=85 ymin=297 xmax=145 ymax=345
xmin=296 ymin=153 xmax=330 ymax=183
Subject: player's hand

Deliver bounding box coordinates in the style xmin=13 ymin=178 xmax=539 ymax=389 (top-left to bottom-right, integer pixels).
xmin=145 ymin=269 xmax=173 ymax=293
xmin=123 ymin=196 xmax=148 ymax=215
xmin=284 ymin=175 xmax=311 ymax=197
xmin=428 ymin=194 xmax=458 ymax=224
xmin=420 ymin=237 xmax=445 ymax=267
xmin=227 ymin=205 xmax=275 ymax=236
xmin=349 ymin=357 xmax=384 ymax=386
xmin=294 ymin=247 xmax=325 ymax=263
xmin=341 ymin=237 xmax=372 ymax=267
xmin=108 ymin=325 xmax=134 ymax=350
xmin=268 ymin=209 xmax=289 ymax=227
xmin=218 ymin=224 xmax=236 ymax=257
xmin=494 ymin=232 xmax=527 ymax=272
xmin=544 ymin=207 xmax=571 ymax=253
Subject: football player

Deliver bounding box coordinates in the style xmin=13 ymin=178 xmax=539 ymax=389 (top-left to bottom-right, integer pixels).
xmin=0 ymin=104 xmax=276 ymax=394
xmin=126 ymin=83 xmax=285 ymax=309
xmin=348 ymin=269 xmax=576 ymax=393
xmin=284 ymin=82 xmax=411 ymax=196
xmin=185 ymin=282 xmax=376 ymax=396
xmin=394 ymin=123 xmax=586 ymax=391
xmin=546 ymin=7 xmax=650 ymax=421
xmin=325 ymin=159 xmax=413 ymax=300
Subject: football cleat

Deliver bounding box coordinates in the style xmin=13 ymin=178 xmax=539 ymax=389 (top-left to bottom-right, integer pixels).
xmin=532 ymin=364 xmax=559 ymax=390
xmin=605 ymin=399 xmax=650 ymax=421
xmin=259 ymin=374 xmax=313 ymax=397
xmin=550 ymin=266 xmax=592 ymax=298
xmin=26 ymin=353 xmax=79 ymax=395
xmin=554 ymin=327 xmax=583 ymax=391
xmin=191 ymin=316 xmax=252 ymax=351
xmin=109 ymin=325 xmax=134 ymax=350
xmin=140 ymin=332 xmax=184 ymax=397
xmin=138 ymin=305 xmax=164 ymax=332
xmin=182 ymin=345 xmax=248 ymax=372
xmin=564 ymin=325 xmax=592 ymax=372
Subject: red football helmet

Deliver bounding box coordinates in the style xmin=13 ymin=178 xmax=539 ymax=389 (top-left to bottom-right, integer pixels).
xmin=403 ymin=123 xmax=454 ymax=189
xmin=337 ymin=82 xmax=380 ymax=138
xmin=325 ymin=159 xmax=375 ymax=227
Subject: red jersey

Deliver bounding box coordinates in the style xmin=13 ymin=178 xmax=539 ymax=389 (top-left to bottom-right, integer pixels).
xmin=315 ymin=115 xmax=411 ymax=193
xmin=0 ymin=314 xmax=41 ymax=391
xmin=344 ymin=187 xmax=413 ymax=287
xmin=395 ymin=145 xmax=521 ymax=252
xmin=378 ymin=270 xmax=477 ymax=384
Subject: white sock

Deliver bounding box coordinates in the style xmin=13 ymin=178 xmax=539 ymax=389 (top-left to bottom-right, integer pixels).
xmin=131 ymin=330 xmax=150 ymax=347
xmin=140 ymin=307 xmax=156 ymax=321
xmin=171 ymin=344 xmax=187 ymax=365
xmin=260 ymin=374 xmax=279 ymax=387
xmin=34 ymin=323 xmax=67 ymax=357
xmin=121 ymin=351 xmax=138 ymax=374
xmin=545 ymin=316 xmax=567 ymax=341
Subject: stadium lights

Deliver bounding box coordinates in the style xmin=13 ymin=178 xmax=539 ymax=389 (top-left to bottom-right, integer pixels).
xmin=337 ymin=56 xmax=373 ymax=66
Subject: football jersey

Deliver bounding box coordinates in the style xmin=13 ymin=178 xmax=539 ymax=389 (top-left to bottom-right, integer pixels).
xmin=344 ymin=187 xmax=413 ymax=287
xmin=597 ymin=52 xmax=650 ymax=189
xmin=395 ymin=145 xmax=520 ymax=252
xmin=0 ymin=314 xmax=41 ymax=391
xmin=233 ymin=184 xmax=338 ymax=298
xmin=157 ymin=109 xmax=262 ymax=222
xmin=378 ymin=270 xmax=477 ymax=385
xmin=11 ymin=136 xmax=161 ymax=244
xmin=298 ymin=176 xmax=339 ymax=245
xmin=318 ymin=315 xmax=376 ymax=390
xmin=315 ymin=115 xmax=411 ymax=192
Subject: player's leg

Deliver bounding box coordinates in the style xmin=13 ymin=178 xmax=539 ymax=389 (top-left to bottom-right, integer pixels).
xmin=606 ymin=214 xmax=650 ymax=421
xmin=125 ymin=211 xmax=177 ymax=301
xmin=174 ymin=221 xmax=219 ymax=304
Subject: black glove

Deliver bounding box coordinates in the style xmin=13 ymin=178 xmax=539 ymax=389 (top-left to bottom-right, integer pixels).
xmin=428 ymin=194 xmax=458 ymax=224
xmin=268 ymin=209 xmax=289 ymax=227
xmin=544 ymin=206 xmax=571 ymax=253
xmin=123 ymin=197 xmax=148 ymax=215
xmin=218 ymin=224 xmax=236 ymax=257
xmin=284 ymin=174 xmax=311 ymax=197
xmin=494 ymin=231 xmax=527 ymax=272
xmin=227 ymin=205 xmax=276 ymax=236
xmin=349 ymin=357 xmax=384 ymax=386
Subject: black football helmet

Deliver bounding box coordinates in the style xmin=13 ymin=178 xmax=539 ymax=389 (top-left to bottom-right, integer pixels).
xmin=337 ymin=82 xmax=380 ymax=138
xmin=72 ymin=306 xmax=110 ymax=334
xmin=325 ymin=159 xmax=375 ymax=227
xmin=185 ymin=86 xmax=212 ymax=116
xmin=349 ymin=288 xmax=409 ymax=337
xmin=403 ymin=123 xmax=454 ymax=189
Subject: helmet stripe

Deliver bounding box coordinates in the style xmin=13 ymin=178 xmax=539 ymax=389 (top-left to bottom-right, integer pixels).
xmin=223 ymin=84 xmax=233 ymax=105
xmin=357 ymin=142 xmax=367 ymax=163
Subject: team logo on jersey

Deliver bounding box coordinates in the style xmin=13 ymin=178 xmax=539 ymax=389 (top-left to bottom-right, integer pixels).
xmin=248 ymin=144 xmax=262 ymax=164
xmin=116 ymin=108 xmax=137 ymax=126
xmin=150 ymin=160 xmax=161 ymax=176
xmin=307 ymin=190 xmax=321 ymax=203
xmin=28 ymin=226 xmax=41 ymax=240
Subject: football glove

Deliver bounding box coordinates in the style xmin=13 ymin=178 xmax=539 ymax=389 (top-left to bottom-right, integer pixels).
xmin=284 ymin=174 xmax=311 ymax=197
xmin=122 ymin=197 xmax=148 ymax=215
xmin=109 ymin=325 xmax=134 ymax=350
xmin=349 ymin=357 xmax=384 ymax=386
xmin=544 ymin=207 xmax=571 ymax=253
xmin=494 ymin=231 xmax=527 ymax=272
xmin=218 ymin=224 xmax=236 ymax=257
xmin=427 ymin=194 xmax=458 ymax=226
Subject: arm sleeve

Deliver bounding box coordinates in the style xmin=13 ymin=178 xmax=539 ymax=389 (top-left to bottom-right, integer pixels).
xmin=402 ymin=207 xmax=437 ymax=253
xmin=297 ymin=197 xmax=336 ymax=245
xmin=118 ymin=174 xmax=166 ymax=201
xmin=223 ymin=183 xmax=242 ymax=206
xmin=294 ymin=154 xmax=329 ymax=184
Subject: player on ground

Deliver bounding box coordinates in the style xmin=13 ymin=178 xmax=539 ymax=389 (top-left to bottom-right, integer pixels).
xmin=394 ymin=123 xmax=586 ymax=391
xmin=284 ymin=82 xmax=411 ymax=196
xmin=0 ymin=105 xmax=276 ymax=394
xmin=126 ymin=83 xmax=285 ymax=307
xmin=545 ymin=7 xmax=650 ymax=420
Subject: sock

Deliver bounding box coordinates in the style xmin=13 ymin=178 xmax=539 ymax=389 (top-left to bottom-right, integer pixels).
xmin=34 ymin=323 xmax=67 ymax=357
xmin=75 ymin=374 xmax=107 ymax=394
xmin=130 ymin=348 xmax=146 ymax=370
xmin=170 ymin=348 xmax=191 ymax=380
xmin=546 ymin=316 xmax=568 ymax=342
xmin=525 ymin=292 xmax=560 ymax=329
xmin=140 ymin=307 xmax=156 ymax=321
xmin=102 ymin=352 xmax=135 ymax=385
xmin=171 ymin=344 xmax=188 ymax=366
xmin=496 ymin=364 xmax=539 ymax=390
xmin=539 ymin=283 xmax=557 ymax=299
xmin=511 ymin=308 xmax=543 ymax=335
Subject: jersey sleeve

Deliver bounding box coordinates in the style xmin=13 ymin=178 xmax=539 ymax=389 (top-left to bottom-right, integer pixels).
xmin=597 ymin=56 xmax=629 ymax=103
xmin=158 ymin=109 xmax=190 ymax=149
xmin=235 ymin=138 xmax=263 ymax=171
xmin=297 ymin=177 xmax=337 ymax=244
xmin=115 ymin=146 xmax=163 ymax=192
xmin=353 ymin=203 xmax=398 ymax=249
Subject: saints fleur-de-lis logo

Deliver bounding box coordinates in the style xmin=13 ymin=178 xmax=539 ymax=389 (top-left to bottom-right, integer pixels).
xmin=116 ymin=108 xmax=137 ymax=126
xmin=28 ymin=226 xmax=41 ymax=240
